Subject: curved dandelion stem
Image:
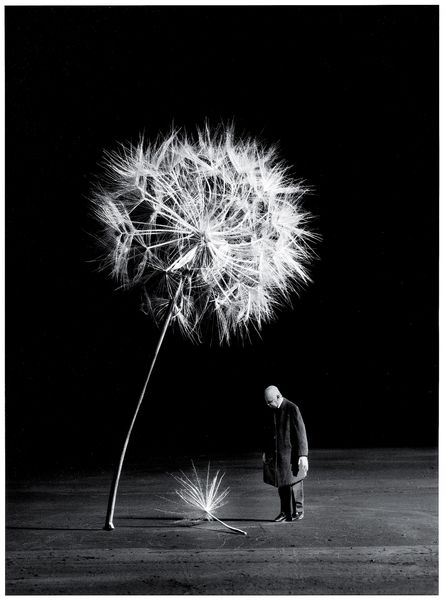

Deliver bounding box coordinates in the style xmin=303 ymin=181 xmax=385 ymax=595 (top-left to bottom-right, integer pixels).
xmin=104 ymin=282 xmax=183 ymax=531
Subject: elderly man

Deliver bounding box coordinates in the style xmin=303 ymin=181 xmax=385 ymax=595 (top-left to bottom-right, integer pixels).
xmin=263 ymin=385 xmax=309 ymax=522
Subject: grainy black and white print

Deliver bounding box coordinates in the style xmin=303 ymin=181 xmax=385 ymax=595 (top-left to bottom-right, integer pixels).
xmin=6 ymin=5 xmax=438 ymax=595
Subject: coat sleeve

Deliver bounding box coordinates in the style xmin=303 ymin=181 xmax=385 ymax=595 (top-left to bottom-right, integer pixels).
xmin=290 ymin=404 xmax=308 ymax=460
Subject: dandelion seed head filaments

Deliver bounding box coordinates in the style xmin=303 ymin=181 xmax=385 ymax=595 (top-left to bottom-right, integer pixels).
xmin=171 ymin=462 xmax=229 ymax=520
xmin=93 ymin=126 xmax=317 ymax=342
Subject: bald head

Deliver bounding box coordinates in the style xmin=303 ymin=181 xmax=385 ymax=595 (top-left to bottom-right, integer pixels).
xmin=264 ymin=385 xmax=283 ymax=409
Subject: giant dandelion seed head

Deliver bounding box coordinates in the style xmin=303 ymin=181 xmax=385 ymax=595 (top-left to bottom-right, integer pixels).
xmin=92 ymin=125 xmax=317 ymax=343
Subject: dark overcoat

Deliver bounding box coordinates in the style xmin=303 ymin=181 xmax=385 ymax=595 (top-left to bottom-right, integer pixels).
xmin=263 ymin=398 xmax=308 ymax=487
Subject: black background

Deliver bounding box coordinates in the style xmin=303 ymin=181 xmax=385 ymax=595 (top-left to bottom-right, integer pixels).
xmin=6 ymin=6 xmax=438 ymax=475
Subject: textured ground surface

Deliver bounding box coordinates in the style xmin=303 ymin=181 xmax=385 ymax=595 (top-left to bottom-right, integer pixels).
xmin=6 ymin=448 xmax=438 ymax=594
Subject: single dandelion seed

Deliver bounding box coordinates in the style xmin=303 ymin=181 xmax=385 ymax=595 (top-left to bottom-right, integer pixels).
xmin=167 ymin=461 xmax=246 ymax=535
xmin=92 ymin=124 xmax=318 ymax=531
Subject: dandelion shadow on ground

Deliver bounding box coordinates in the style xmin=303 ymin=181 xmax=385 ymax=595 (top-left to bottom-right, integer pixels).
xmin=120 ymin=516 xmax=271 ymax=523
xmin=6 ymin=526 xmax=103 ymax=532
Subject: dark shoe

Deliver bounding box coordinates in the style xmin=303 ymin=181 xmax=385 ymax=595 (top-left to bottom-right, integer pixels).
xmin=273 ymin=512 xmax=286 ymax=522
xmin=291 ymin=511 xmax=304 ymax=521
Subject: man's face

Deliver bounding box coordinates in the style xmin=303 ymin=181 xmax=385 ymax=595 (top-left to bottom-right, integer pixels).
xmin=264 ymin=387 xmax=281 ymax=408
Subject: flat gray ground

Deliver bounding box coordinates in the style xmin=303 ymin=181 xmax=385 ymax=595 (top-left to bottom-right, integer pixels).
xmin=6 ymin=448 xmax=438 ymax=594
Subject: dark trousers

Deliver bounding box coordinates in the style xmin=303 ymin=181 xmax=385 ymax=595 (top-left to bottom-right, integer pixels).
xmin=278 ymin=481 xmax=304 ymax=517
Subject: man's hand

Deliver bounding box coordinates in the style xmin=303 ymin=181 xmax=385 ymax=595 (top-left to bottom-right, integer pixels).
xmin=298 ymin=456 xmax=309 ymax=476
